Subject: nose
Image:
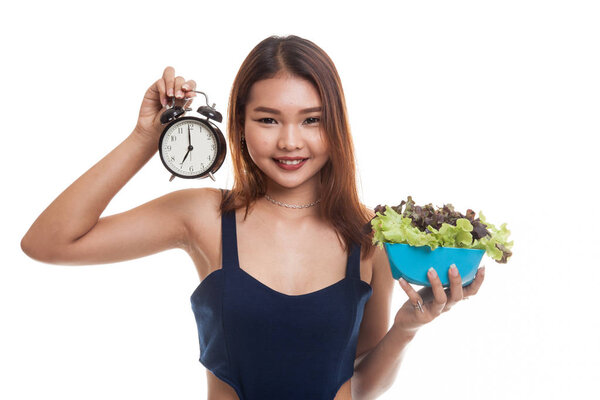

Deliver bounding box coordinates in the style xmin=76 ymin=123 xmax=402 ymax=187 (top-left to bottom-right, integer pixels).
xmin=277 ymin=123 xmax=304 ymax=150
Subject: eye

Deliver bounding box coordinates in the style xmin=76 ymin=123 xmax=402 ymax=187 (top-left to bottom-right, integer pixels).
xmin=304 ymin=117 xmax=320 ymax=125
xmin=257 ymin=118 xmax=277 ymax=124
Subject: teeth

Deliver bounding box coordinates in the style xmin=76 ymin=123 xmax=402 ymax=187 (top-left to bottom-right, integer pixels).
xmin=277 ymin=159 xmax=305 ymax=165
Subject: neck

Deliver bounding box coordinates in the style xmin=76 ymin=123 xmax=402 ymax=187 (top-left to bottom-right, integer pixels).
xmin=261 ymin=184 xmax=322 ymax=219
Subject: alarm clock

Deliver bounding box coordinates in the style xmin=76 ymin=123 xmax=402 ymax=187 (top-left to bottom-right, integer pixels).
xmin=158 ymin=90 xmax=226 ymax=182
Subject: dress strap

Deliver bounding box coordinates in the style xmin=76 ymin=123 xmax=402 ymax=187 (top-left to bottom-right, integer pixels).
xmin=345 ymin=241 xmax=361 ymax=280
xmin=220 ymin=190 xmax=240 ymax=271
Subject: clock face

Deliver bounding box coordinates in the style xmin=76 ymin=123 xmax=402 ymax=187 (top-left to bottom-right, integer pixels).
xmin=160 ymin=119 xmax=218 ymax=177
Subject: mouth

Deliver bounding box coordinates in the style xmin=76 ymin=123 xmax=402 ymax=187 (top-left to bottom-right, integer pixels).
xmin=273 ymin=158 xmax=309 ymax=165
xmin=272 ymin=158 xmax=309 ymax=170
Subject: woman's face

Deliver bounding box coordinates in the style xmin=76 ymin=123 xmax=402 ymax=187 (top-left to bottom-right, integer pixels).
xmin=243 ymin=74 xmax=330 ymax=192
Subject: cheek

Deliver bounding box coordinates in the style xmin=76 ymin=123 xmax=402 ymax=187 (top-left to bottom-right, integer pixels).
xmin=244 ymin=133 xmax=272 ymax=161
xmin=314 ymin=135 xmax=330 ymax=158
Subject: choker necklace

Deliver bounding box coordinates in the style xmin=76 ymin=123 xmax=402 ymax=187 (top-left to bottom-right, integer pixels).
xmin=264 ymin=194 xmax=321 ymax=209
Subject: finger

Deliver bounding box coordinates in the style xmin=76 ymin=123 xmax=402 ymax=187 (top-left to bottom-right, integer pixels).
xmin=162 ymin=66 xmax=176 ymax=98
xmin=182 ymin=79 xmax=197 ymax=92
xmin=174 ymin=76 xmax=186 ymax=99
xmin=182 ymin=80 xmax=197 ymax=100
xmin=156 ymin=78 xmax=167 ymax=107
xmin=464 ymin=266 xmax=485 ymax=298
xmin=398 ymin=278 xmax=425 ymax=313
xmin=447 ymin=264 xmax=464 ymax=304
xmin=427 ymin=267 xmax=447 ymax=314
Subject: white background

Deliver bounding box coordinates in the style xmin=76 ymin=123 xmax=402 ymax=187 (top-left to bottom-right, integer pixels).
xmin=2 ymin=0 xmax=599 ymax=399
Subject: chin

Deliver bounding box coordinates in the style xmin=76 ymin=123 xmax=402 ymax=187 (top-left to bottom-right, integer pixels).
xmin=270 ymin=172 xmax=323 ymax=190
xmin=269 ymin=178 xmax=309 ymax=190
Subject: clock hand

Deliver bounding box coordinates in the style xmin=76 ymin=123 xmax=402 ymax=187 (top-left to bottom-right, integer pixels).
xmin=181 ymin=127 xmax=194 ymax=165
xmin=180 ymin=149 xmax=190 ymax=165
xmin=187 ymin=125 xmax=193 ymax=163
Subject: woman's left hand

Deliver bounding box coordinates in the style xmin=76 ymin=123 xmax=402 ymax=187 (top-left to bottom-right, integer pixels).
xmin=392 ymin=264 xmax=486 ymax=335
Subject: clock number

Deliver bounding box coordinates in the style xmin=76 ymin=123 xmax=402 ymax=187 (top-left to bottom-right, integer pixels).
xmin=170 ymin=135 xmax=177 ymax=142
xmin=189 ymin=165 xmax=194 ymax=172
xmin=188 ymin=124 xmax=194 ymax=130
xmin=170 ymin=156 xmax=175 ymax=162
xmin=165 ymin=145 xmax=171 ymax=151
xmin=178 ymin=127 xmax=183 ymax=134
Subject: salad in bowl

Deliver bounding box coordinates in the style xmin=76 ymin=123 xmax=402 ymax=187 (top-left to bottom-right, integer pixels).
xmin=371 ymin=196 xmax=513 ymax=287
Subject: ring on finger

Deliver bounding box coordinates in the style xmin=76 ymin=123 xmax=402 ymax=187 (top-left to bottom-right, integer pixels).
xmin=413 ymin=300 xmax=424 ymax=313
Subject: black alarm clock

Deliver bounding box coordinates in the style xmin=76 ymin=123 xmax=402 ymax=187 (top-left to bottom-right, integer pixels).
xmin=158 ymin=91 xmax=226 ymax=182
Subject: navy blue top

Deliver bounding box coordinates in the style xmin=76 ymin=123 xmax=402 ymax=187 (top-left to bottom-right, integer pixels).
xmin=190 ymin=192 xmax=373 ymax=399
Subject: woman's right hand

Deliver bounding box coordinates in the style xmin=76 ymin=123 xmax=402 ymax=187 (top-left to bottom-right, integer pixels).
xmin=134 ymin=66 xmax=197 ymax=143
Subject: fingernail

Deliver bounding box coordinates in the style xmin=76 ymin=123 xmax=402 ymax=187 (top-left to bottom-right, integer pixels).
xmin=481 ymin=266 xmax=486 ymax=275
xmin=450 ymin=264 xmax=458 ymax=276
xmin=182 ymin=84 xmax=190 ymax=90
xmin=399 ymin=277 xmax=405 ymax=284
xmin=428 ymin=267 xmax=437 ymax=278
xmin=176 ymin=90 xmax=183 ymax=98
xmin=168 ymin=88 xmax=174 ymax=96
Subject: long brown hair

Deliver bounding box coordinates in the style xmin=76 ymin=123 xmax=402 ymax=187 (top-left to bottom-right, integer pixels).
xmin=220 ymin=34 xmax=375 ymax=260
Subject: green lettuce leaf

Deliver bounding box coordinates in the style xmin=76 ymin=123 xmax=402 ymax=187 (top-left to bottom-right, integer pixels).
xmin=371 ymin=198 xmax=513 ymax=264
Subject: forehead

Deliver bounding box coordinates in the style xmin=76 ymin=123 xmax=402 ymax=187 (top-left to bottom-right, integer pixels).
xmin=246 ymin=75 xmax=321 ymax=110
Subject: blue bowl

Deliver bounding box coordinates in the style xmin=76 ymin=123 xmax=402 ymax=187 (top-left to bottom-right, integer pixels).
xmin=383 ymin=243 xmax=485 ymax=287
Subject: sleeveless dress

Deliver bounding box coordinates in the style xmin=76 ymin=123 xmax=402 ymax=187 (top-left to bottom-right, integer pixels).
xmin=190 ymin=195 xmax=373 ymax=399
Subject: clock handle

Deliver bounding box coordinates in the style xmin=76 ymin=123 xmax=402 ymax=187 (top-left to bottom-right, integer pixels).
xmin=170 ymin=91 xmax=212 ymax=114
xmin=187 ymin=90 xmax=216 ymax=109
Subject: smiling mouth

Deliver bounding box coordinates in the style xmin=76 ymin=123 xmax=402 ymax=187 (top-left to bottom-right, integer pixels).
xmin=273 ymin=158 xmax=309 ymax=165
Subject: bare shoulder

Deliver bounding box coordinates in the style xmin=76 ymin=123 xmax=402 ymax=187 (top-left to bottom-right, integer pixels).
xmin=362 ymin=204 xmax=393 ymax=285
xmin=178 ymin=186 xmax=222 ymax=236
xmin=363 ymin=204 xmax=390 ymax=278
xmin=352 ymin=204 xmax=376 ymax=285
xmin=176 ymin=186 xmax=222 ymax=219
xmin=362 ymin=205 xmax=377 ymax=264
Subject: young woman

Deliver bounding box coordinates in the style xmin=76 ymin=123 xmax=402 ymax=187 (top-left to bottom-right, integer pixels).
xmin=21 ymin=35 xmax=484 ymax=400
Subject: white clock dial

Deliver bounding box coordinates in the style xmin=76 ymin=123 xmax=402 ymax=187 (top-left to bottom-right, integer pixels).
xmin=160 ymin=119 xmax=217 ymax=177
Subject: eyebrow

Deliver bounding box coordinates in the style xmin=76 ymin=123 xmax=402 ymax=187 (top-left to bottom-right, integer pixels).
xmin=252 ymin=106 xmax=322 ymax=115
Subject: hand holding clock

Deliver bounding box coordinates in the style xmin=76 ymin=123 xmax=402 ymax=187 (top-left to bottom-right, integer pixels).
xmin=135 ymin=66 xmax=197 ymax=143
xmin=130 ymin=65 xmax=226 ymax=182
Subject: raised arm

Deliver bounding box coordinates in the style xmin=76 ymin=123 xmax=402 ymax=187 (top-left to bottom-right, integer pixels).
xmin=20 ymin=66 xmax=203 ymax=265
